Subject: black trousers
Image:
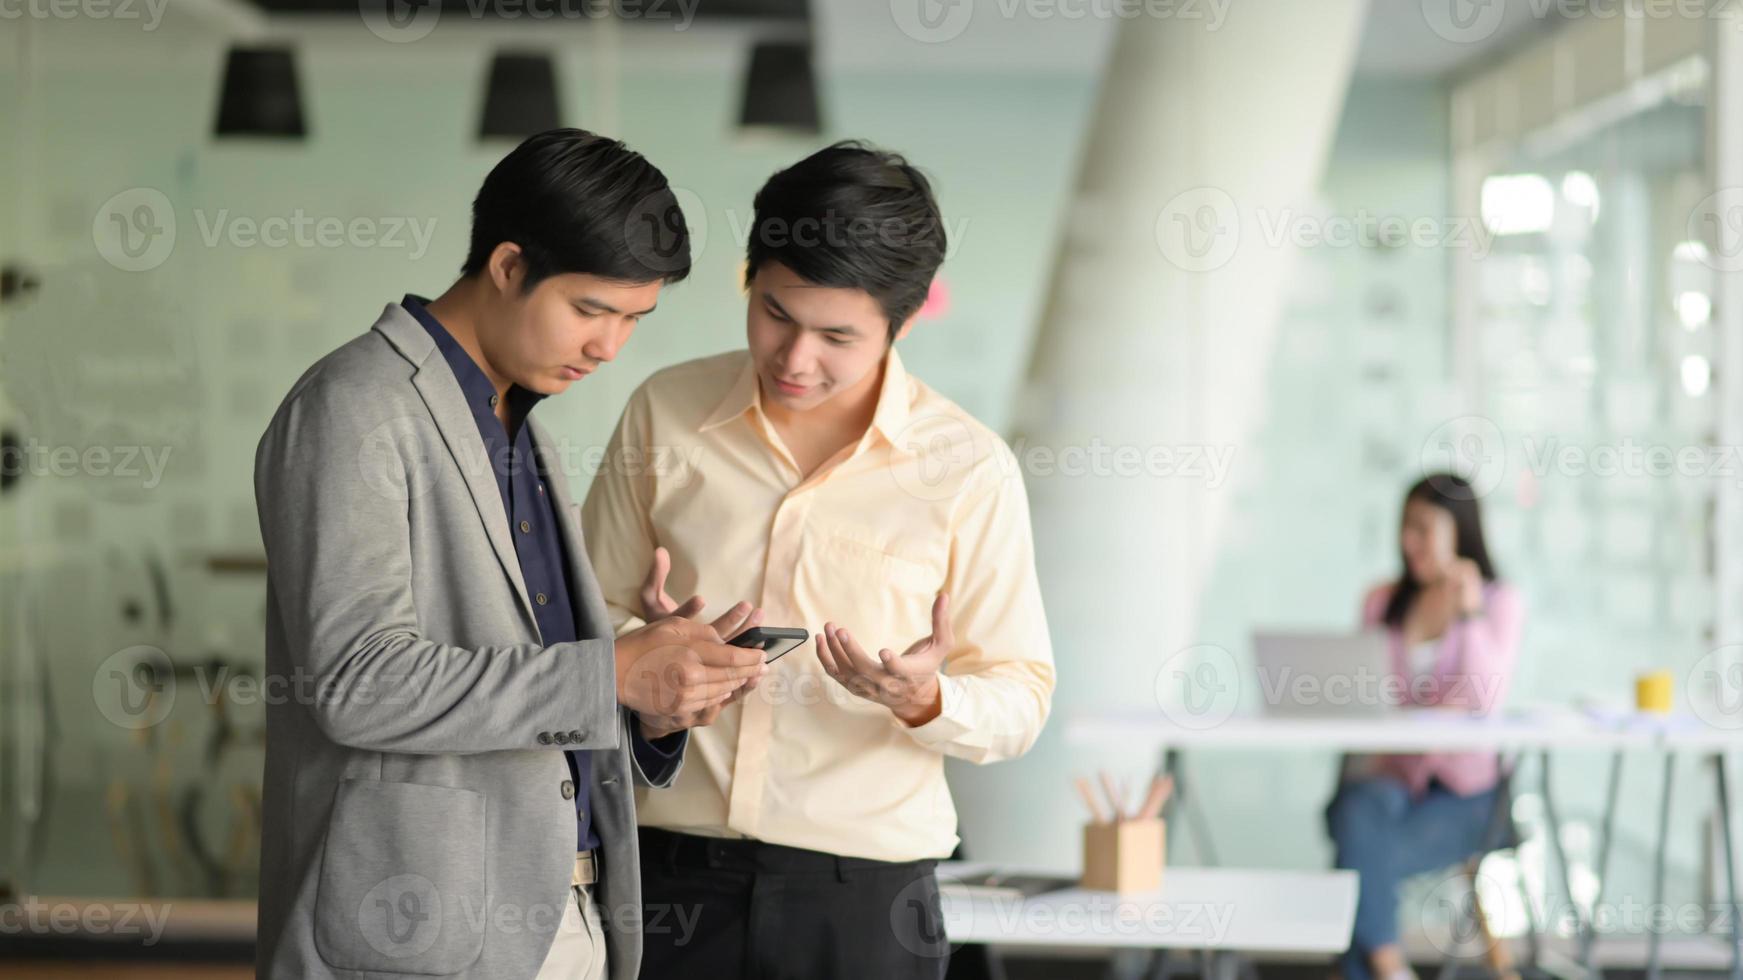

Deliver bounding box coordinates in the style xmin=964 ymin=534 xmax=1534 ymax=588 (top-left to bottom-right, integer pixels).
xmin=637 ymin=827 xmax=951 ymax=980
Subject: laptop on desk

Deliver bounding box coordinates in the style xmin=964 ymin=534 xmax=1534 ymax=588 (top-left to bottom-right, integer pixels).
xmin=1252 ymin=631 xmax=1396 ymax=718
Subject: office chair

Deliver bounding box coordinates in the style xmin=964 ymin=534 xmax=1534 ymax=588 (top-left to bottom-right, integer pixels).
xmin=1433 ymin=756 xmax=1538 ymax=980
xmin=1328 ymin=753 xmax=1539 ymax=980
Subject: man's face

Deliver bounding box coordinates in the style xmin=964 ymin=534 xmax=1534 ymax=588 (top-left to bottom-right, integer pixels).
xmin=480 ymin=244 xmax=663 ymax=395
xmin=745 ymin=261 xmax=904 ymax=415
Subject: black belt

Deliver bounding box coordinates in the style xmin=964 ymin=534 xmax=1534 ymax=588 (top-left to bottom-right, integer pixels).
xmin=639 ymin=826 xmax=936 ymax=876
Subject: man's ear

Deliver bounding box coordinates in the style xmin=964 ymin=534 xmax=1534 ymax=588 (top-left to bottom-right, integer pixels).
xmin=486 ymin=242 xmax=525 ymax=296
xmin=891 ymin=313 xmax=919 ymax=344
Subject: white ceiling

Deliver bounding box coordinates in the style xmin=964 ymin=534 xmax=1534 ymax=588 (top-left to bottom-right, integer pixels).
xmin=121 ymin=0 xmax=1567 ymax=80
xmin=813 ymin=0 xmax=1564 ymax=78
xmin=1353 ymin=0 xmax=1565 ymax=77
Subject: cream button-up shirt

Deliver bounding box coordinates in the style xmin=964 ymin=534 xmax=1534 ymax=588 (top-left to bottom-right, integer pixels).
xmin=579 ymin=348 xmax=1055 ymax=863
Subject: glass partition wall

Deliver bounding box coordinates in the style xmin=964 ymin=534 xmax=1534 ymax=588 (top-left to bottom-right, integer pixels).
xmin=1448 ymin=14 xmax=1741 ymax=951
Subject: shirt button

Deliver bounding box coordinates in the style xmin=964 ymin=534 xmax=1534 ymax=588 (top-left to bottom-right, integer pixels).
xmin=519 ymin=520 xmax=531 ymax=533
xmin=489 ymin=394 xmax=500 ymax=408
xmin=538 ymin=484 xmax=545 ymax=495
xmin=536 ymin=592 xmax=548 ymax=605
xmin=560 ymin=780 xmax=576 ymax=800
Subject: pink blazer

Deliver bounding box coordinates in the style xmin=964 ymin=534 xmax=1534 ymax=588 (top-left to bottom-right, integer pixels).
xmin=1360 ymin=581 xmax=1525 ymax=798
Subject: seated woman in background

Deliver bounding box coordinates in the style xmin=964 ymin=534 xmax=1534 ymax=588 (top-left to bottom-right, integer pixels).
xmin=1327 ymin=472 xmax=1525 ymax=980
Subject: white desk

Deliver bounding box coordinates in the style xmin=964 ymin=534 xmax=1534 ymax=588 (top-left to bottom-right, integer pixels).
xmin=1063 ymin=706 xmax=1658 ymax=752
xmin=938 ymin=863 xmax=1358 ymax=956
xmin=1061 ymin=707 xmax=1739 ymax=980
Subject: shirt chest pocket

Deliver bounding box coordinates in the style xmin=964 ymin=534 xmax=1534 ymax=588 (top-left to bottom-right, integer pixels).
xmin=796 ymin=524 xmax=947 ymax=638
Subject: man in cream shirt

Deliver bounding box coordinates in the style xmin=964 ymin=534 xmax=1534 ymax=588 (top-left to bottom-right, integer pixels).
xmin=581 ymin=141 xmax=1055 ymax=979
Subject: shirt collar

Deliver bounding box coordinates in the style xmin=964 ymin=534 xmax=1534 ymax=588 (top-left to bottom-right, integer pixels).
xmin=697 ymin=354 xmax=760 ymax=433
xmin=402 ymin=294 xmax=545 ymax=428
xmin=698 ymin=348 xmax=915 ymax=457
xmin=869 ymin=347 xmax=914 ymax=452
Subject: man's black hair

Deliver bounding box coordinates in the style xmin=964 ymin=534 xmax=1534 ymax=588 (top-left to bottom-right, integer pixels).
xmin=744 ymin=140 xmax=945 ymax=340
xmin=463 ymin=128 xmax=691 ymax=289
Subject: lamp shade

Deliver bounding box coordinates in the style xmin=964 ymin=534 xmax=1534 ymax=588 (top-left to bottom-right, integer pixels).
xmin=213 ymin=47 xmax=307 ymax=139
xmin=738 ymin=41 xmax=820 ymax=135
xmin=479 ymin=52 xmax=562 ymax=140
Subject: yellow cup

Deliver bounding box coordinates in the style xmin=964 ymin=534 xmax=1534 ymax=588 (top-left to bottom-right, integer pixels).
xmin=1635 ymin=670 xmax=1674 ymax=714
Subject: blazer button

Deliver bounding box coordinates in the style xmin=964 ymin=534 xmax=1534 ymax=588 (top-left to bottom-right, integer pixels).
xmin=537 ymin=732 xmax=553 ymax=745
xmin=569 ymin=730 xmax=584 ymax=742
xmin=553 ymin=731 xmax=569 ymax=745
xmin=560 ymin=780 xmax=576 ymax=800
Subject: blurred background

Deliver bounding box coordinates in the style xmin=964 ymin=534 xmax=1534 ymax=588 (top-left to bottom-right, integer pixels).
xmin=2 ymin=0 xmax=1742 ymax=976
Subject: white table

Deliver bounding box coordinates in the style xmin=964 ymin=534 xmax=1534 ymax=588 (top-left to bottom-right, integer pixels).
xmin=1063 ymin=706 xmax=1657 ymax=752
xmin=938 ymin=862 xmax=1357 ymax=980
xmin=1625 ymin=720 xmax=1742 ymax=980
xmin=938 ymin=863 xmax=1358 ymax=955
xmin=1063 ymin=708 xmax=1739 ymax=980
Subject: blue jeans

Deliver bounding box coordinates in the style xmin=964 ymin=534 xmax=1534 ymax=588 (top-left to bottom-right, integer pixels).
xmin=1325 ymin=777 xmax=1500 ymax=980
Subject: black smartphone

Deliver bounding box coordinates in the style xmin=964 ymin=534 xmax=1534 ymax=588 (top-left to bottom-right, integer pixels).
xmin=730 ymin=627 xmax=810 ymax=664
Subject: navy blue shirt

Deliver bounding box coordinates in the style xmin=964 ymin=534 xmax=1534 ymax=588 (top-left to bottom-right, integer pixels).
xmin=405 ymin=294 xmax=677 ymax=851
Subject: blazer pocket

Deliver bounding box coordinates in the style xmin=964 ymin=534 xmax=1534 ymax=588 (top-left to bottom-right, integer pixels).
xmin=313 ymin=779 xmax=487 ymax=975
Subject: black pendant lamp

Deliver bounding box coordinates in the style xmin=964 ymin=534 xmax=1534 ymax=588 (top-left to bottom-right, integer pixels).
xmin=213 ymin=46 xmax=307 ymax=139
xmin=479 ymin=52 xmax=562 ymax=140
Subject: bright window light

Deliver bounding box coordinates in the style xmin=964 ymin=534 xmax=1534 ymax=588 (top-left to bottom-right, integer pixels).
xmin=1561 ymin=171 xmax=1601 ymax=221
xmin=1482 ymin=174 xmax=1556 ymax=236
xmin=1676 ymin=291 xmax=1711 ymax=328
xmin=1681 ymin=354 xmax=1711 ymax=398
xmin=1673 ymin=240 xmax=1710 ymax=264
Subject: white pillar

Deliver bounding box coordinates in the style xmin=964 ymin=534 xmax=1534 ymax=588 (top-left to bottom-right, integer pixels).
xmin=952 ymin=1 xmax=1369 ymax=869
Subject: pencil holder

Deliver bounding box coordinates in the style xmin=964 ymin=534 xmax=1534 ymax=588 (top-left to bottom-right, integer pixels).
xmin=1081 ymin=818 xmax=1165 ymax=894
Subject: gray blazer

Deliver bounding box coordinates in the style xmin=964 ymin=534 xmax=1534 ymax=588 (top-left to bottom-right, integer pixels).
xmin=253 ymin=301 xmax=678 ymax=980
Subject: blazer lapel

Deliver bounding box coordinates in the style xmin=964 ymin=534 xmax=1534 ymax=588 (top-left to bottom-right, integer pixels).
xmin=373 ymin=304 xmax=539 ymax=634
xmin=528 ymin=417 xmax=614 ymax=642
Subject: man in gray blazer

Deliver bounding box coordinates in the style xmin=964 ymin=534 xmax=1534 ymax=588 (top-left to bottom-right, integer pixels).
xmin=252 ymin=129 xmax=768 ymax=980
